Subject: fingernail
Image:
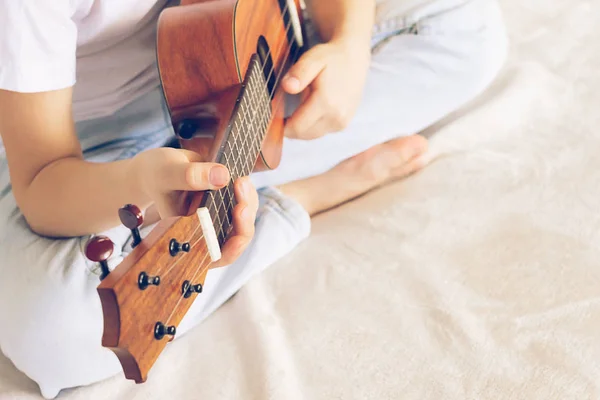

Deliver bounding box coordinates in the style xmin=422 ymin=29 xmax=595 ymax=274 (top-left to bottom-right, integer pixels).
xmin=284 ymin=76 xmax=301 ymax=92
xmin=209 ymin=166 xmax=229 ymax=186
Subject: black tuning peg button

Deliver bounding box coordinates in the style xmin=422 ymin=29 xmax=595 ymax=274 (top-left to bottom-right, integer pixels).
xmin=169 ymin=239 xmax=191 ymax=256
xmin=138 ymin=272 xmax=161 ymax=290
xmin=119 ymin=204 xmax=143 ymax=248
xmin=182 ymin=280 xmax=203 ymax=298
xmin=154 ymin=322 xmax=176 ymax=340
xmin=85 ymin=236 xmax=114 ymax=280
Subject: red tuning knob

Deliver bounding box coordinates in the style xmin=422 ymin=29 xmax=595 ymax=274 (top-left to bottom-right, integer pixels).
xmin=119 ymin=204 xmax=143 ymax=248
xmin=85 ymin=236 xmax=114 ymax=280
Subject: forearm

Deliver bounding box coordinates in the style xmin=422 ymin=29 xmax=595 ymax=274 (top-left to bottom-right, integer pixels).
xmin=305 ymin=0 xmax=376 ymax=44
xmin=20 ymin=156 xmax=151 ymax=238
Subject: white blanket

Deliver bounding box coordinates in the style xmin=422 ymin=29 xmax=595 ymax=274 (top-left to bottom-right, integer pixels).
xmin=2 ymin=0 xmax=599 ymax=398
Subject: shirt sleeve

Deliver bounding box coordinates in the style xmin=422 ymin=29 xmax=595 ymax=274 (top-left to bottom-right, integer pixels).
xmin=0 ymin=1 xmax=77 ymax=93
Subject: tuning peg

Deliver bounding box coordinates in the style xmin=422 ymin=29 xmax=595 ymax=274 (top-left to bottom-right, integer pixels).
xmin=119 ymin=204 xmax=143 ymax=248
xmin=85 ymin=236 xmax=114 ymax=280
xmin=182 ymin=280 xmax=203 ymax=298
xmin=154 ymin=322 xmax=176 ymax=340
xmin=138 ymin=272 xmax=161 ymax=290
xmin=169 ymin=239 xmax=191 ymax=256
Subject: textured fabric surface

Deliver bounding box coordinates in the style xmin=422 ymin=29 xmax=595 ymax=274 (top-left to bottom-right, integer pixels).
xmin=1 ymin=0 xmax=599 ymax=398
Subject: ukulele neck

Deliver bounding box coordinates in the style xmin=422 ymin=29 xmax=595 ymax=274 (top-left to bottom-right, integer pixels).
xmin=202 ymin=55 xmax=273 ymax=247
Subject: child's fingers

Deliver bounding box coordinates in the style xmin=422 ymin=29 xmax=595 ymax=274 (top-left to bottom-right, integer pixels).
xmin=282 ymin=45 xmax=327 ymax=94
xmin=159 ymin=161 xmax=230 ymax=192
xmin=284 ymin=90 xmax=323 ymax=139
xmin=231 ymin=177 xmax=258 ymax=238
xmin=215 ymin=177 xmax=259 ymax=267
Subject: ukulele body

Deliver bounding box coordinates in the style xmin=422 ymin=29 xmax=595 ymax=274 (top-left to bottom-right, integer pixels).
xmin=157 ymin=0 xmax=304 ymax=174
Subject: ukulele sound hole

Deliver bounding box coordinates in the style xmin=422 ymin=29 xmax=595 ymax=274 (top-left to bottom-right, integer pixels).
xmin=257 ymin=36 xmax=276 ymax=99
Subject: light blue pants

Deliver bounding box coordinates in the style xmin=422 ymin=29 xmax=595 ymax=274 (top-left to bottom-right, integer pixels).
xmin=0 ymin=0 xmax=508 ymax=398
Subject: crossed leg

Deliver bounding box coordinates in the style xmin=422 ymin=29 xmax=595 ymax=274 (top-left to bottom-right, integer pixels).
xmin=253 ymin=0 xmax=508 ymax=213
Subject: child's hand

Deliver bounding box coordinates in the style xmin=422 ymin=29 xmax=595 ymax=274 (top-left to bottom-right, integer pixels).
xmin=282 ymin=38 xmax=371 ymax=140
xmin=133 ymin=147 xmax=259 ymax=265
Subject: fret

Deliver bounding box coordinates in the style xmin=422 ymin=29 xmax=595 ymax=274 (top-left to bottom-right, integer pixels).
xmin=232 ymin=136 xmax=244 ymax=177
xmin=246 ymin=76 xmax=257 ymax=165
xmin=247 ymin=72 xmax=265 ymax=169
xmin=206 ymin=189 xmax=235 ymax=247
xmin=247 ymin=90 xmax=258 ymax=162
xmin=261 ymin=86 xmax=271 ymax=133
xmin=222 ymin=141 xmax=233 ymax=175
xmin=248 ymin=74 xmax=264 ymax=157
xmin=218 ymin=147 xmax=238 ymax=243
xmin=223 ymin=151 xmax=237 ymax=182
xmin=251 ymin=73 xmax=267 ymax=133
xmin=236 ymin=102 xmax=247 ymax=159
xmin=238 ymin=102 xmax=253 ymax=175
xmin=232 ymin=119 xmax=244 ymax=176
xmin=228 ymin=142 xmax=242 ymax=181
xmin=222 ymin=185 xmax=234 ymax=237
xmin=215 ymin=189 xmax=229 ymax=245
xmin=249 ymin=74 xmax=259 ymax=115
xmin=208 ymin=193 xmax=224 ymax=245
xmin=206 ymin=196 xmax=220 ymax=244
xmin=254 ymin=94 xmax=268 ymax=155
xmin=242 ymin=100 xmax=253 ymax=175
xmin=221 ymin=154 xmax=236 ymax=208
xmin=234 ymin=119 xmax=242 ymax=141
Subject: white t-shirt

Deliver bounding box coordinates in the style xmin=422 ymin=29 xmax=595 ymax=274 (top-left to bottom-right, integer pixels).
xmin=0 ymin=0 xmax=433 ymax=122
xmin=0 ymin=0 xmax=168 ymax=121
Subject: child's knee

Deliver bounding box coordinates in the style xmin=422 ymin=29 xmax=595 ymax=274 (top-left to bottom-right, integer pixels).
xmin=432 ymin=0 xmax=510 ymax=105
xmin=475 ymin=0 xmax=509 ymax=84
xmin=0 ymin=231 xmax=120 ymax=398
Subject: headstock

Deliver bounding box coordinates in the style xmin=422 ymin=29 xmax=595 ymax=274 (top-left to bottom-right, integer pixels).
xmin=85 ymin=205 xmax=215 ymax=383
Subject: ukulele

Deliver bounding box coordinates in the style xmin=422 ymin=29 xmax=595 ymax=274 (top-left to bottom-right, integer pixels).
xmin=84 ymin=0 xmax=306 ymax=384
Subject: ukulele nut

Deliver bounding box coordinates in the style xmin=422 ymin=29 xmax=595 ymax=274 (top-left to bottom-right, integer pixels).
xmin=154 ymin=322 xmax=176 ymax=340
xmin=182 ymin=280 xmax=203 ymax=298
xmin=138 ymin=272 xmax=161 ymax=290
xmin=169 ymin=239 xmax=191 ymax=257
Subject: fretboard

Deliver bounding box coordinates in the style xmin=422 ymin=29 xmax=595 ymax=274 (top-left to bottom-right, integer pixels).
xmin=202 ymin=55 xmax=272 ymax=247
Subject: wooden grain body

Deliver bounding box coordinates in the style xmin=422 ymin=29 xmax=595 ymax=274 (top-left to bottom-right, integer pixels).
xmin=157 ymin=0 xmax=301 ymax=170
xmin=97 ymin=0 xmax=304 ymax=384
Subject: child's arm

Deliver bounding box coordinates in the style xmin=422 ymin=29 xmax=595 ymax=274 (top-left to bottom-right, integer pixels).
xmin=0 ymin=88 xmax=258 ymax=264
xmin=281 ymin=0 xmax=376 ymax=140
